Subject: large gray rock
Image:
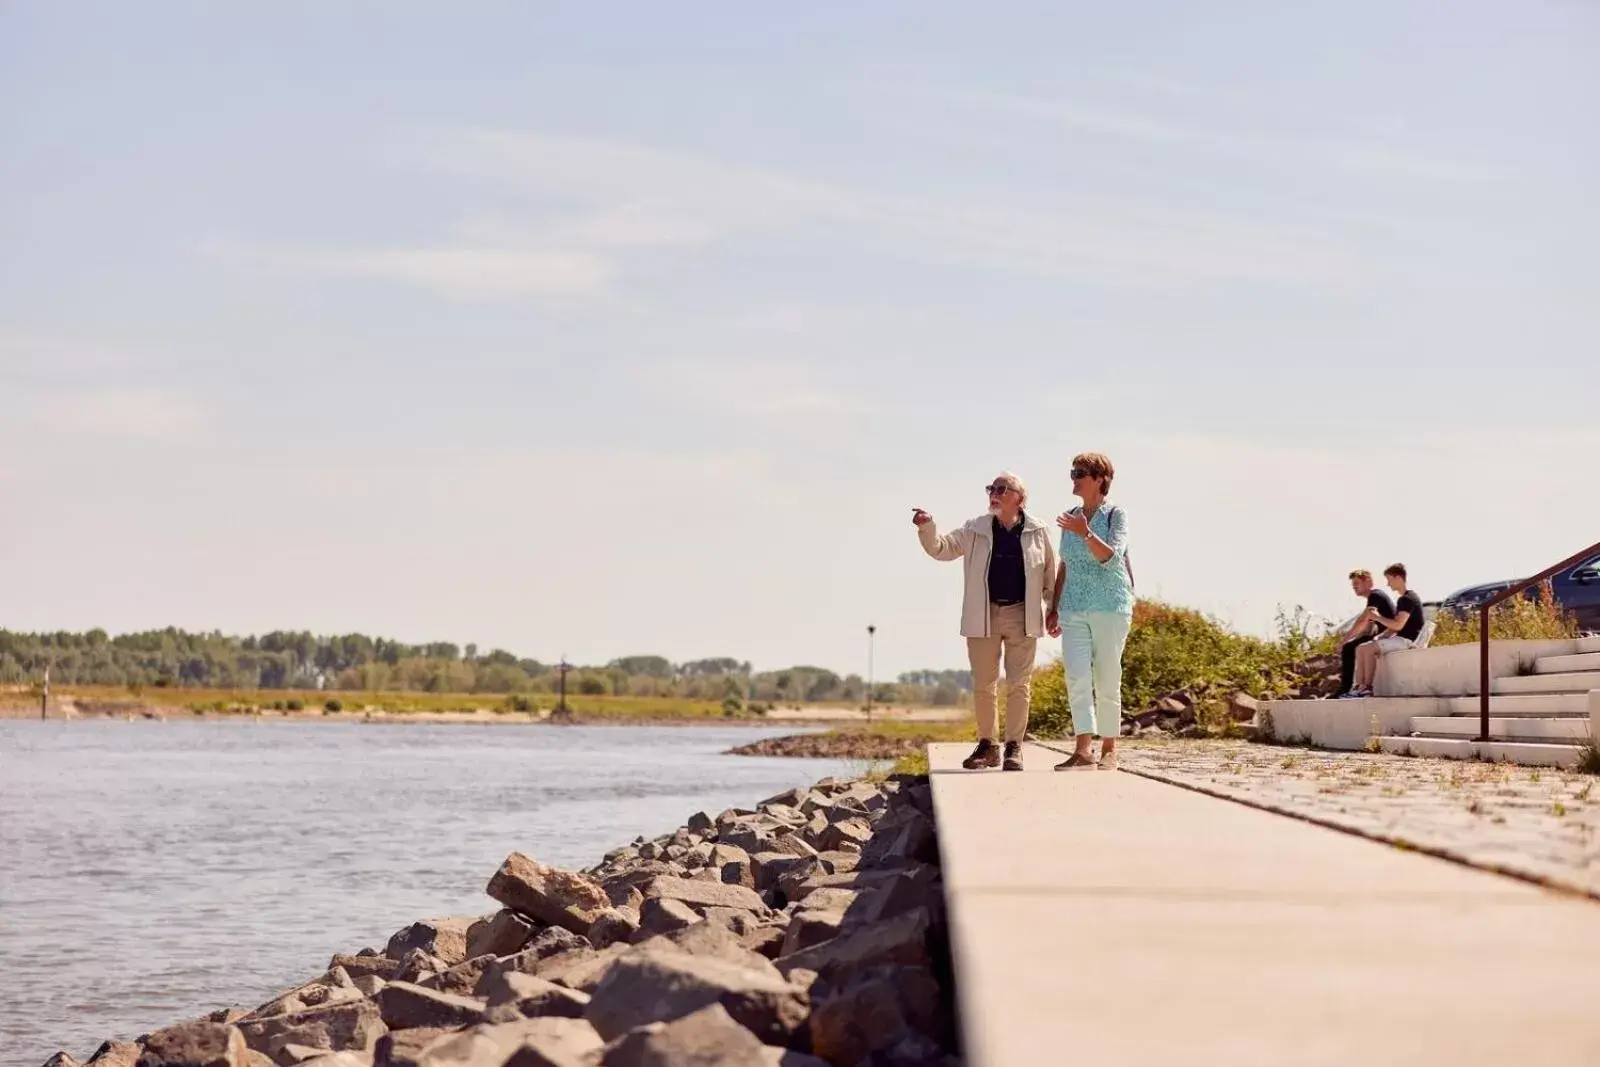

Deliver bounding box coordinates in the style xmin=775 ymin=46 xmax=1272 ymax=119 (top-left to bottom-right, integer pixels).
xmin=636 ymin=897 xmax=701 ymax=939
xmin=483 ymin=972 xmax=591 ymax=1018
xmin=785 ymin=869 xmax=901 ymax=905
xmin=699 ymin=907 xmax=760 ymax=937
xmin=370 ymin=1028 xmax=449 ymax=1067
xmin=660 ymin=920 xmax=779 ymax=977
xmin=419 ymin=954 xmax=496 ymax=997
xmin=488 ymin=854 xmax=611 ymax=936
xmin=775 ymin=908 xmax=930 ymax=985
xmin=137 ymin=1024 xmax=251 ymax=1067
xmin=328 ymin=956 xmax=401 ymax=983
xmin=587 ymin=909 xmax=640 ymax=949
xmin=539 ymin=944 xmax=634 ymax=995
xmin=645 ymin=876 xmax=764 ymax=914
xmin=87 ymin=1043 xmax=141 ymax=1067
xmin=246 ymin=969 xmax=363 ymax=1022
xmin=808 ymin=965 xmax=942 ymax=1066
xmin=237 ymin=1001 xmax=387 ymax=1067
xmin=397 ymin=1019 xmax=601 ymax=1067
xmin=288 ymin=1055 xmax=370 ymax=1067
xmin=477 ymin=929 xmax=591 ymax=993
xmin=817 ymin=818 xmax=873 ymax=854
xmin=585 ymin=949 xmax=809 ymax=1045
xmin=41 ymin=1054 xmax=81 ymax=1067
xmin=780 ymin=909 xmax=846 ymax=956
xmin=383 ymin=918 xmax=478 ymax=968
xmin=719 ymin=859 xmax=754 ymax=892
xmin=375 ymin=982 xmax=486 ymax=1031
xmin=749 ymin=853 xmax=811 ymax=894
xmin=393 ymin=950 xmax=449 ymax=985
xmin=600 ymin=1003 xmax=767 ymax=1067
xmin=466 ymin=910 xmax=537 ymax=960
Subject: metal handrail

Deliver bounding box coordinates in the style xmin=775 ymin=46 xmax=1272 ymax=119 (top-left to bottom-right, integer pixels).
xmin=1477 ymin=541 xmax=1600 ymax=741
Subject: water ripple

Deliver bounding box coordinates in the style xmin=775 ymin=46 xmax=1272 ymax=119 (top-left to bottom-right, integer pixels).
xmin=0 ymin=720 xmax=846 ymax=1066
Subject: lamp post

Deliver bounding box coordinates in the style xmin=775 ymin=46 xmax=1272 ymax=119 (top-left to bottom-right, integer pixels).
xmin=556 ymin=657 xmax=572 ymax=713
xmin=865 ymin=624 xmax=876 ymax=721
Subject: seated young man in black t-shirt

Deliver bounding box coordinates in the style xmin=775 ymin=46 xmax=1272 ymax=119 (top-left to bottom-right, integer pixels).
xmin=1336 ymin=569 xmax=1396 ymax=697
xmin=1351 ymin=563 xmax=1425 ymax=697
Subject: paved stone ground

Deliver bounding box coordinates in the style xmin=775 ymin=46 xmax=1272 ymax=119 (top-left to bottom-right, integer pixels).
xmin=1113 ymin=740 xmax=1600 ymax=900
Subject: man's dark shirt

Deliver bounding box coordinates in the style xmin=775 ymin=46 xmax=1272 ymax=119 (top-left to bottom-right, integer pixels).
xmin=1365 ymin=589 xmax=1396 ymax=634
xmin=1395 ymin=590 xmax=1425 ymax=642
xmin=988 ymin=514 xmax=1027 ymax=605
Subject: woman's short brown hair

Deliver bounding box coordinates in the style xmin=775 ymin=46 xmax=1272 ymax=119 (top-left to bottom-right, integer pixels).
xmin=1072 ymin=452 xmax=1114 ymax=494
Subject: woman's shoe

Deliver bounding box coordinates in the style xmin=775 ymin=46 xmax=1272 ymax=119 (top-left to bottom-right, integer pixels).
xmin=1053 ymin=753 xmax=1098 ymax=772
xmin=1098 ymin=751 xmax=1119 ymax=772
xmin=1002 ymin=741 xmax=1024 ymax=772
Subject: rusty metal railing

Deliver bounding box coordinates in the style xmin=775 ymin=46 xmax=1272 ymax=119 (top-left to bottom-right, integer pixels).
xmin=1476 ymin=541 xmax=1600 ymax=741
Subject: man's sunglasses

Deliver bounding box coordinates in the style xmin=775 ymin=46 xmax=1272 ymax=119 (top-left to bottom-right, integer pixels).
xmin=985 ymin=483 xmax=1013 ymax=496
xmin=1070 ymin=468 xmax=1091 ymax=480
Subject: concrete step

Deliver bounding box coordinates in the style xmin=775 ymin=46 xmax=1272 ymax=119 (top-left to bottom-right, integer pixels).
xmin=1409 ymin=716 xmax=1592 ymax=742
xmin=1440 ymin=693 xmax=1588 ymax=716
xmin=1533 ymin=651 xmax=1600 ymax=674
xmin=1378 ymin=736 xmax=1586 ymax=768
xmin=1577 ymin=635 xmax=1600 ymax=653
xmin=1495 ymin=671 xmax=1600 ymax=695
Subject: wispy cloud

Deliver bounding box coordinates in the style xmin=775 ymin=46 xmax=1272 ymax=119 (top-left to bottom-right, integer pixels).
xmin=951 ymin=88 xmax=1506 ymax=184
xmin=641 ymin=359 xmax=884 ymax=419
xmin=423 ymin=128 xmax=1368 ymax=287
xmin=38 ymin=386 xmax=207 ymax=444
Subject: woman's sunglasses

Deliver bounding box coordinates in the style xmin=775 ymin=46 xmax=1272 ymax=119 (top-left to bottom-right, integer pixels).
xmin=1069 ymin=468 xmax=1091 ymax=480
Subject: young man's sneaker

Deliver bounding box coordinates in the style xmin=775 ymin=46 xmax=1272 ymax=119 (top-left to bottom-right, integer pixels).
xmin=1002 ymin=741 xmax=1023 ymax=771
xmin=962 ymin=739 xmax=1001 ymax=770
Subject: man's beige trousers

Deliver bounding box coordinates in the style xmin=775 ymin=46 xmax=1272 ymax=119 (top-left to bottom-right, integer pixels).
xmin=965 ymin=602 xmax=1035 ymax=743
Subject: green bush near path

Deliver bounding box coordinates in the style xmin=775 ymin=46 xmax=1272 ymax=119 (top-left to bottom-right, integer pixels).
xmin=1029 ymin=600 xmax=1337 ymax=738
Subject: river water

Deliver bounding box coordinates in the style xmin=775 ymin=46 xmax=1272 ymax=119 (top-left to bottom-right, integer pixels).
xmin=0 ymin=720 xmax=857 ymax=1065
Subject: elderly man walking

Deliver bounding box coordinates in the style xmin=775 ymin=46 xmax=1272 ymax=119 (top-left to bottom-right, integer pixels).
xmin=913 ymin=471 xmax=1059 ymax=771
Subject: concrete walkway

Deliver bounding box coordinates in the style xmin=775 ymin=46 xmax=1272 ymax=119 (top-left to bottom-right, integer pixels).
xmin=928 ymin=742 xmax=1600 ymax=1066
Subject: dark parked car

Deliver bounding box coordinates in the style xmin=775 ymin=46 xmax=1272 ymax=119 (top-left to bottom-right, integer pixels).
xmin=1442 ymin=547 xmax=1600 ymax=633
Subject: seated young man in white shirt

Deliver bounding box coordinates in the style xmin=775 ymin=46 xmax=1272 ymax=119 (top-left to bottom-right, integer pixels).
xmin=1350 ymin=563 xmax=1425 ymax=697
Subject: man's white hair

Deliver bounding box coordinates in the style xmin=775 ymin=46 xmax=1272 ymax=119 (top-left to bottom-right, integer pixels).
xmin=996 ymin=470 xmax=1028 ymax=506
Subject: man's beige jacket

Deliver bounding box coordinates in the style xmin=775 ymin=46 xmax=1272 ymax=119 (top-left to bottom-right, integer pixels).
xmin=918 ymin=512 xmax=1060 ymax=638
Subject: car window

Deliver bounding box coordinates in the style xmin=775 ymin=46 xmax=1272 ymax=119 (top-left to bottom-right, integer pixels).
xmin=1567 ymin=554 xmax=1600 ymax=579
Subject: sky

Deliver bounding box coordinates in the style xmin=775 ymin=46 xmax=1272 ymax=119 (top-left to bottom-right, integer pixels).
xmin=1 ymin=2 xmax=1596 ymax=679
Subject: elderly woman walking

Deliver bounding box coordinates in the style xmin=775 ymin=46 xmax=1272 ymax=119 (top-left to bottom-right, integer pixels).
xmin=1051 ymin=452 xmax=1135 ymax=771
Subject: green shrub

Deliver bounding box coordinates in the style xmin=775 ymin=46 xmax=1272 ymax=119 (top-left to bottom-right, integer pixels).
xmin=324 ymin=698 xmax=343 ymax=713
xmin=579 ymin=677 xmax=607 ymax=695
xmin=285 ymin=698 xmax=304 ymax=711
xmin=504 ymin=694 xmax=534 ymax=713
xmin=1029 ymin=660 xmax=1072 ymax=737
xmin=721 ymin=695 xmax=744 ymax=716
xmin=1028 ymin=600 xmax=1332 ymax=737
xmin=1432 ymin=581 xmax=1577 ymax=645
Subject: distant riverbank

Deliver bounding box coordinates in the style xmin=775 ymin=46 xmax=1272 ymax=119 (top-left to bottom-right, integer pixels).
xmin=0 ymin=694 xmax=966 ymax=729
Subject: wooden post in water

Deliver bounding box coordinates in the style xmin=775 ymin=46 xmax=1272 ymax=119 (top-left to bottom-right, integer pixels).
xmin=41 ymin=665 xmax=50 ymax=720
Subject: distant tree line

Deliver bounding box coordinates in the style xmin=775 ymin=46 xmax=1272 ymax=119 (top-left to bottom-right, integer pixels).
xmin=0 ymin=628 xmax=971 ymax=706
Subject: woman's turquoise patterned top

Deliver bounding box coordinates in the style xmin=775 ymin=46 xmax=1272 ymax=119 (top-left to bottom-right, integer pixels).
xmin=1057 ymin=504 xmax=1134 ymax=615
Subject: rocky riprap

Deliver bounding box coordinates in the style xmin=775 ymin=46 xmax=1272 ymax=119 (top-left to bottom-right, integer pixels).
xmin=41 ymin=775 xmax=957 ymax=1067
xmin=725 ymin=734 xmax=937 ymax=760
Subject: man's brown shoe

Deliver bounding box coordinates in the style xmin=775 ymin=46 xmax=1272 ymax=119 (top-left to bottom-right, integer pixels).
xmin=962 ymin=739 xmax=1001 ymax=770
xmin=1002 ymin=741 xmax=1023 ymax=771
